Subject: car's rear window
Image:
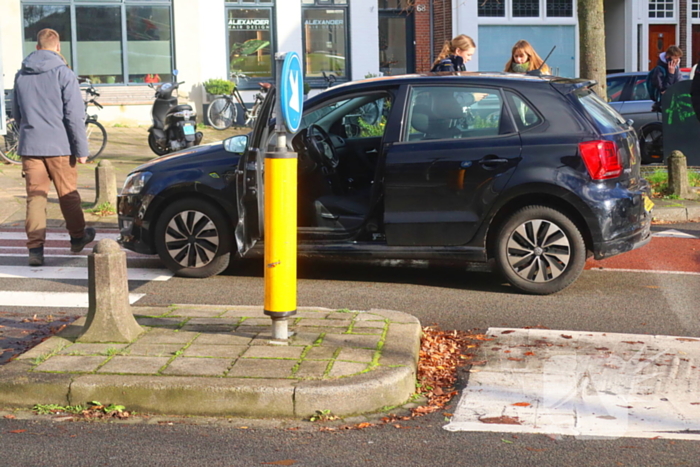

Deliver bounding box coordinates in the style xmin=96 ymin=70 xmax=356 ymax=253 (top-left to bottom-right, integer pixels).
xmin=576 ymin=89 xmax=627 ymax=134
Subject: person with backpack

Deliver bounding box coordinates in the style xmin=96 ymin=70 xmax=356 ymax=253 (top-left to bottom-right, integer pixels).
xmin=647 ymin=45 xmax=683 ymax=112
xmin=430 ymin=35 xmax=476 ymax=72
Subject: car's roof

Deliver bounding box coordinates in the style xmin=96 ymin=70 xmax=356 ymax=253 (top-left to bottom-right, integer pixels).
xmin=607 ymin=70 xmax=690 ymax=79
xmin=324 ymin=71 xmax=591 ymax=92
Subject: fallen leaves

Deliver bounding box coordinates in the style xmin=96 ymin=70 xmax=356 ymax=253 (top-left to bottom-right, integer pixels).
xmin=479 ymin=416 xmax=522 ymax=425
xmin=261 ymin=460 xmax=296 ymax=466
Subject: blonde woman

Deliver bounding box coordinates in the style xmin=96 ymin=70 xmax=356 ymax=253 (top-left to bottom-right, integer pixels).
xmin=504 ymin=40 xmax=550 ymax=74
xmin=431 ymin=35 xmax=476 ymax=72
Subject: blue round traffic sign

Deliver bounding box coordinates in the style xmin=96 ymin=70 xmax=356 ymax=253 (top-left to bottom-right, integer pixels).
xmin=279 ymin=52 xmax=304 ymax=133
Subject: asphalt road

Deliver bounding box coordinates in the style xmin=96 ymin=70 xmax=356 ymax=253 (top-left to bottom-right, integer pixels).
xmin=0 ymin=223 xmax=699 ymax=466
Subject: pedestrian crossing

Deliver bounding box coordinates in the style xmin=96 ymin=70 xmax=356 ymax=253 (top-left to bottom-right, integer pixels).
xmin=0 ymin=228 xmax=171 ymax=308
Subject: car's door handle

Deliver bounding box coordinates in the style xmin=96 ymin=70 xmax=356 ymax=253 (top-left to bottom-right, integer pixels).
xmin=478 ymin=157 xmax=509 ymax=165
xmin=366 ymin=149 xmax=378 ymax=154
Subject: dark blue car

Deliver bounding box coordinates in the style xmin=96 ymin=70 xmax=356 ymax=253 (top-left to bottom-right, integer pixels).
xmin=118 ymin=72 xmax=652 ymax=295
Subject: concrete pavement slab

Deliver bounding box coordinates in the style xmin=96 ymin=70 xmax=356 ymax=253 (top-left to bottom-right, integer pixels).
xmin=445 ymin=328 xmax=700 ymax=440
xmin=0 ymin=306 xmax=420 ymax=418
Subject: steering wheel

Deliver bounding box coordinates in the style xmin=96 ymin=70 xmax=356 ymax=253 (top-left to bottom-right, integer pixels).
xmin=305 ymin=124 xmax=340 ymax=172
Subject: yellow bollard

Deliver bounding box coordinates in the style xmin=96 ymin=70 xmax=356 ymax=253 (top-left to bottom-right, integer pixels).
xmin=263 ymin=149 xmax=297 ymax=337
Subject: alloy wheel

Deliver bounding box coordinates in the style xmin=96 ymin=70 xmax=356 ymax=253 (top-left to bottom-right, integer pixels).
xmin=505 ymin=219 xmax=572 ymax=282
xmin=164 ymin=210 xmax=220 ymax=268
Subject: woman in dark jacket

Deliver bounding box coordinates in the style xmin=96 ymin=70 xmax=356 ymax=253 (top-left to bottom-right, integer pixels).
xmin=430 ymin=35 xmax=476 ymax=72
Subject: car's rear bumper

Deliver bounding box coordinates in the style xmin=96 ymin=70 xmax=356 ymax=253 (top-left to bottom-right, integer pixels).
xmin=591 ymin=185 xmax=653 ymax=260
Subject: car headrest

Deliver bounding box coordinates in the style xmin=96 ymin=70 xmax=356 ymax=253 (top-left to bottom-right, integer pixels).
xmin=411 ymin=105 xmax=430 ymax=133
xmin=431 ymin=92 xmax=464 ymax=119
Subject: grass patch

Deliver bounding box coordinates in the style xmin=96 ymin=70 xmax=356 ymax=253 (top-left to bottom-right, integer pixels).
xmin=645 ymin=168 xmax=700 ymax=198
xmin=84 ymin=201 xmax=116 ymax=216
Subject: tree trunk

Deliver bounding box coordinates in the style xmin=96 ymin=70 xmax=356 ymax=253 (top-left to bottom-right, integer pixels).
xmin=578 ymin=0 xmax=607 ymax=99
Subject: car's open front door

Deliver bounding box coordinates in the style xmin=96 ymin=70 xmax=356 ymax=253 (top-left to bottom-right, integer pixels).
xmin=234 ymin=87 xmax=276 ymax=256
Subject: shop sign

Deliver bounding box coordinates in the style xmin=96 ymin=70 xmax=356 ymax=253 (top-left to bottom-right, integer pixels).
xmin=304 ymin=19 xmax=344 ymax=28
xmin=228 ymin=18 xmax=270 ymax=31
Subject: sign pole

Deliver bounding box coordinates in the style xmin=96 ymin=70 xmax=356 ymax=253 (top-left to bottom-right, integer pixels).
xmin=264 ymin=52 xmax=303 ymax=341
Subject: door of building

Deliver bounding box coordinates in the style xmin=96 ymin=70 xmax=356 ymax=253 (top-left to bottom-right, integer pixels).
xmin=648 ymin=24 xmax=676 ymax=69
xmin=378 ymin=10 xmax=415 ymax=76
xmin=692 ymin=25 xmax=700 ymax=68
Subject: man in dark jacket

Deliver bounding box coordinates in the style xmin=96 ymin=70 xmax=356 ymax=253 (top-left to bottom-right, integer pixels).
xmin=649 ymin=45 xmax=683 ymax=111
xmin=12 ymin=28 xmax=95 ymax=266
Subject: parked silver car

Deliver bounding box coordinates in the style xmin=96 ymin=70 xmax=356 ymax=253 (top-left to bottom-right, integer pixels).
xmin=606 ymin=71 xmax=689 ymax=164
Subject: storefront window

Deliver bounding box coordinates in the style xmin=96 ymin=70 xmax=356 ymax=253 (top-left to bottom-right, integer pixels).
xmin=21 ymin=1 xmax=173 ymax=85
xmin=76 ymin=6 xmax=124 ymax=84
xmin=227 ymin=8 xmax=273 ymax=78
xmin=22 ymin=5 xmax=73 ymax=67
xmin=127 ymin=6 xmax=172 ymax=83
xmin=303 ymin=7 xmax=348 ymax=79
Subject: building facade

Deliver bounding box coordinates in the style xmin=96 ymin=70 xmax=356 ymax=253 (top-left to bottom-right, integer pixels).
xmin=1 ymin=0 xmax=698 ymax=125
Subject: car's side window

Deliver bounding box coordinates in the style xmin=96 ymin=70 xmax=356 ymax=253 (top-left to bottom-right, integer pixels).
xmin=630 ymin=77 xmax=650 ymax=100
xmin=404 ymin=86 xmax=503 ymax=142
xmin=606 ymin=77 xmax=628 ymax=102
xmin=505 ymin=91 xmax=542 ymax=130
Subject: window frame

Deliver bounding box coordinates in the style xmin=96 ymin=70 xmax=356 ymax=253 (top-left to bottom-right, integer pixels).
xmin=647 ymin=0 xmax=676 ymax=20
xmin=301 ymin=1 xmax=351 ymax=86
xmin=21 ymin=0 xmax=174 ymax=86
xmin=225 ymin=4 xmax=276 ymax=88
xmin=477 ymin=0 xmax=575 ymax=22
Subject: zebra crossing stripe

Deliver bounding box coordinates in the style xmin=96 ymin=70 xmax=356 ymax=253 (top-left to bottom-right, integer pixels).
xmin=0 ymin=232 xmax=119 ymax=241
xmin=0 ymin=291 xmax=145 ymax=308
xmin=0 ymin=266 xmax=172 ymax=281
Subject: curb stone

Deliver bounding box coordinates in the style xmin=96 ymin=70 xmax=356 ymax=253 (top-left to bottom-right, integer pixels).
xmin=0 ymin=307 xmax=421 ymax=419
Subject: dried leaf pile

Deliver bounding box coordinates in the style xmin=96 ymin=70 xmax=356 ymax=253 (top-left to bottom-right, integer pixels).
xmin=410 ymin=326 xmax=488 ymax=417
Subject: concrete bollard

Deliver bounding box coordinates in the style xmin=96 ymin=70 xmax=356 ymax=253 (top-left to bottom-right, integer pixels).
xmin=94 ymin=160 xmax=118 ymax=210
xmin=77 ymin=239 xmax=144 ymax=343
xmin=667 ymin=150 xmax=695 ymax=199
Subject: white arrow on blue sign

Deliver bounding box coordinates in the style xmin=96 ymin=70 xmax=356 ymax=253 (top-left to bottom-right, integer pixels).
xmin=279 ymin=52 xmax=304 ymax=133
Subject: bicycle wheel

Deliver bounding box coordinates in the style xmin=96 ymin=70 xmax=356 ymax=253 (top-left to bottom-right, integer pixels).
xmin=85 ymin=120 xmax=107 ymax=162
xmin=207 ymin=97 xmax=236 ymax=130
xmin=358 ymin=101 xmax=380 ymax=125
xmin=0 ymin=121 xmax=21 ymax=165
xmin=246 ymin=99 xmax=262 ymax=127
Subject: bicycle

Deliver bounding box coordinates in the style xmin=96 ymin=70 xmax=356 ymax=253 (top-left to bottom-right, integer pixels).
xmin=82 ymin=79 xmax=107 ymax=161
xmin=207 ymin=72 xmax=269 ymax=130
xmin=0 ymin=112 xmax=21 ymax=165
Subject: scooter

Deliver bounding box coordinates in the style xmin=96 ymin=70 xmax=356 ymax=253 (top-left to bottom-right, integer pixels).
xmin=147 ymin=70 xmax=203 ymax=156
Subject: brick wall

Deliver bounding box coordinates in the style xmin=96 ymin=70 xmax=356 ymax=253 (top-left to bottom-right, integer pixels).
xmin=431 ymin=0 xmax=452 ymax=72
xmin=680 ymin=0 xmax=688 ymax=67
xmin=414 ymin=0 xmax=431 ymax=73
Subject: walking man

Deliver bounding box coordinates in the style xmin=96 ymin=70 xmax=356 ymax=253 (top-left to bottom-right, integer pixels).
xmin=12 ymin=28 xmax=95 ymax=266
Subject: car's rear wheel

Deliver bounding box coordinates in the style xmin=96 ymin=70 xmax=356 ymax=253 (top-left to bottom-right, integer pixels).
xmin=494 ymin=205 xmax=586 ymax=295
xmin=154 ymin=199 xmax=232 ymax=278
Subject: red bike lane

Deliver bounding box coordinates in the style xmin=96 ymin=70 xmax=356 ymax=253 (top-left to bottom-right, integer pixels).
xmin=585 ymin=236 xmax=700 ymax=273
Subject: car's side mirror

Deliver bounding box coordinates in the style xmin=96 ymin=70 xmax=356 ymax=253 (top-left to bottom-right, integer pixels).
xmin=224 ymin=135 xmax=248 ymax=154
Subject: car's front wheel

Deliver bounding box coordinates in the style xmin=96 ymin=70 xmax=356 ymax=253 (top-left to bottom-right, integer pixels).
xmin=494 ymin=205 xmax=586 ymax=295
xmin=154 ymin=199 xmax=232 ymax=278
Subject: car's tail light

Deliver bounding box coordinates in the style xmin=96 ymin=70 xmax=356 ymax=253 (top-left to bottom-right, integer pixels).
xmin=578 ymin=140 xmax=622 ymax=180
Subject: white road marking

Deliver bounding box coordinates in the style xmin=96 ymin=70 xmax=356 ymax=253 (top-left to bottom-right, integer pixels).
xmin=445 ymin=328 xmax=700 ymax=440
xmin=0 ymin=266 xmax=172 ymax=281
xmin=0 ymin=232 xmax=118 ymax=241
xmin=0 ymin=291 xmax=145 ymax=308
xmin=587 ymin=268 xmax=700 ymax=276
xmin=652 ymin=229 xmax=699 ymax=239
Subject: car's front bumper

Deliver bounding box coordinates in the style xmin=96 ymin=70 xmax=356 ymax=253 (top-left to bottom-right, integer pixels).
xmin=117 ymin=194 xmax=157 ymax=255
